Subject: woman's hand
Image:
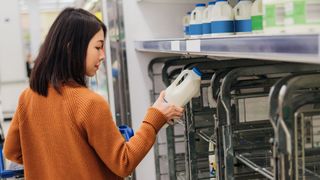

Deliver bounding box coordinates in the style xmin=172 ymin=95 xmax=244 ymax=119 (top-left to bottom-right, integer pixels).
xmin=152 ymin=91 xmax=184 ymax=122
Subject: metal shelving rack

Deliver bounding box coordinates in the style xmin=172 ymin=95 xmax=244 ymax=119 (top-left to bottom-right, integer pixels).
xmin=140 ymin=34 xmax=320 ymax=180
xmin=148 ymin=57 xmax=213 ymax=180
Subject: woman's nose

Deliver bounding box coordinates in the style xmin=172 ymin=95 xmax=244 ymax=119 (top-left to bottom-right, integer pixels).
xmin=100 ymin=49 xmax=105 ymax=60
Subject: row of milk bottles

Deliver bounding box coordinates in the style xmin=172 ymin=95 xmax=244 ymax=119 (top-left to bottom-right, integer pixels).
xmin=183 ymin=0 xmax=263 ymax=38
xmin=183 ymin=0 xmax=320 ymax=38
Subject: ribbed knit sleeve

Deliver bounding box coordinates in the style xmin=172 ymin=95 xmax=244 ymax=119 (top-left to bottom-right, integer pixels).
xmin=78 ymin=96 xmax=167 ymax=177
xmin=3 ymin=91 xmax=26 ymax=164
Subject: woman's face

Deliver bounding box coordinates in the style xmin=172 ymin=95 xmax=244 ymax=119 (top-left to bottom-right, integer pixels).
xmin=85 ymin=29 xmax=105 ymax=77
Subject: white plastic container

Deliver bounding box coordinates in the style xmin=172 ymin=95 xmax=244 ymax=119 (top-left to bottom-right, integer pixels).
xmin=164 ymin=67 xmax=202 ymax=107
xmin=211 ymin=0 xmax=234 ymax=36
xmin=263 ymin=0 xmax=285 ymax=34
xmin=251 ymin=0 xmax=263 ymax=33
xmin=234 ymin=0 xmax=252 ymax=34
xmin=183 ymin=12 xmax=191 ymax=38
xmin=284 ymin=0 xmax=320 ymax=33
xmin=202 ymin=1 xmax=216 ymax=37
xmin=189 ymin=4 xmax=206 ymax=38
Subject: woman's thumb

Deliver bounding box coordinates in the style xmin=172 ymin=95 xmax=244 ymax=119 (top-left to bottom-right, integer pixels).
xmin=159 ymin=91 xmax=166 ymax=100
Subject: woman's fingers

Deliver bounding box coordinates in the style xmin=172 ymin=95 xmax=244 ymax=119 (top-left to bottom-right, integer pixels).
xmin=166 ymin=108 xmax=184 ymax=125
xmin=152 ymin=92 xmax=185 ymax=124
xmin=176 ymin=107 xmax=184 ymax=113
xmin=167 ymin=110 xmax=183 ymax=120
xmin=167 ymin=119 xmax=175 ymax=125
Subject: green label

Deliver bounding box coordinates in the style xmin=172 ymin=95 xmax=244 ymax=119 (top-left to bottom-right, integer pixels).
xmin=284 ymin=1 xmax=320 ymax=26
xmin=252 ymin=15 xmax=263 ymax=30
xmin=293 ymin=1 xmax=306 ymax=24
xmin=285 ymin=1 xmax=306 ymax=25
xmin=265 ymin=5 xmax=276 ymax=27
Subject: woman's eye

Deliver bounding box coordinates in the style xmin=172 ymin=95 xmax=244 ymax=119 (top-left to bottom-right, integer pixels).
xmin=95 ymin=47 xmax=101 ymax=50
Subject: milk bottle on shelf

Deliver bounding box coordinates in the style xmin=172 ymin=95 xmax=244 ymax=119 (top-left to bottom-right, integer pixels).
xmin=234 ymin=0 xmax=253 ymax=34
xmin=202 ymin=1 xmax=216 ymax=38
xmin=284 ymin=0 xmax=320 ymax=33
xmin=211 ymin=0 xmax=234 ymax=36
xmin=251 ymin=0 xmax=263 ymax=33
xmin=189 ymin=4 xmax=206 ymax=38
xmin=263 ymin=0 xmax=285 ymax=34
xmin=183 ymin=12 xmax=191 ymax=38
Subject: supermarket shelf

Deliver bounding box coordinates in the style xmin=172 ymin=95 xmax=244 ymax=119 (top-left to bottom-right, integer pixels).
xmin=135 ymin=34 xmax=320 ymax=64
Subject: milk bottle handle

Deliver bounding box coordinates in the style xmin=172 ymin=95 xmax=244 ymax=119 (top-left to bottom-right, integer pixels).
xmin=191 ymin=11 xmax=197 ymax=21
xmin=171 ymin=69 xmax=190 ymax=88
xmin=203 ymin=8 xmax=208 ymax=21
xmin=234 ymin=5 xmax=240 ymax=16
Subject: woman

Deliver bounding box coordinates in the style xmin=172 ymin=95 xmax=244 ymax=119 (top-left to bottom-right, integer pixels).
xmin=4 ymin=8 xmax=183 ymax=180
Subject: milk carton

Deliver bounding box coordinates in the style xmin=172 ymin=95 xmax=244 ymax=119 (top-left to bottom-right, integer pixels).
xmin=264 ymin=0 xmax=285 ymax=34
xmin=164 ymin=67 xmax=202 ymax=107
xmin=234 ymin=0 xmax=253 ymax=34
xmin=183 ymin=12 xmax=191 ymax=38
xmin=202 ymin=1 xmax=216 ymax=37
xmin=284 ymin=0 xmax=320 ymax=33
xmin=251 ymin=0 xmax=263 ymax=33
xmin=190 ymin=4 xmax=206 ymax=38
xmin=211 ymin=0 xmax=235 ymax=36
xmin=163 ymin=68 xmax=202 ymax=127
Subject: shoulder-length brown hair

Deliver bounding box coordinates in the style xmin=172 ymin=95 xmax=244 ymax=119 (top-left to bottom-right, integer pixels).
xmin=30 ymin=8 xmax=106 ymax=96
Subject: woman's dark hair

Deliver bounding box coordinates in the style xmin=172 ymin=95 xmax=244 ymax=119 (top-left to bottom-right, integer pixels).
xmin=30 ymin=8 xmax=107 ymax=96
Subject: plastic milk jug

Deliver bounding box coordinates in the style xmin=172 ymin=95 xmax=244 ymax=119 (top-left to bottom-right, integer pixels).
xmin=234 ymin=0 xmax=253 ymax=34
xmin=164 ymin=67 xmax=202 ymax=107
xmin=183 ymin=12 xmax=191 ymax=38
xmin=264 ymin=0 xmax=285 ymax=34
xmin=251 ymin=0 xmax=263 ymax=33
xmin=189 ymin=4 xmax=206 ymax=38
xmin=284 ymin=0 xmax=320 ymax=33
xmin=202 ymin=1 xmax=216 ymax=37
xmin=211 ymin=0 xmax=234 ymax=36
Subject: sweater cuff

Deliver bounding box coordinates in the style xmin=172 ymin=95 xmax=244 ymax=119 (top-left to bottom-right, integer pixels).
xmin=143 ymin=107 xmax=167 ymax=133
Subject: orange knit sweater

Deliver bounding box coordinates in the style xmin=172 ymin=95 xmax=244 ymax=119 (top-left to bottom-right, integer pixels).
xmin=4 ymin=85 xmax=167 ymax=180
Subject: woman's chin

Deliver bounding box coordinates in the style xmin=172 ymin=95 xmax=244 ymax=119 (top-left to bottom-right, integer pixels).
xmin=86 ymin=72 xmax=96 ymax=77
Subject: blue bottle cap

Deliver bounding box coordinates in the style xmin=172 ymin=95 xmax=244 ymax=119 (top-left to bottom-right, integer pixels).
xmin=192 ymin=67 xmax=202 ymax=77
xmin=208 ymin=1 xmax=216 ymax=5
xmin=216 ymin=0 xmax=227 ymax=2
xmin=196 ymin=3 xmax=206 ymax=7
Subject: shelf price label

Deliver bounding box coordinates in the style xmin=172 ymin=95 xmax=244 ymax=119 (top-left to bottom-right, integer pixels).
xmin=186 ymin=39 xmax=201 ymax=52
xmin=171 ymin=41 xmax=180 ymax=51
